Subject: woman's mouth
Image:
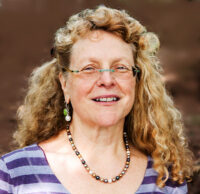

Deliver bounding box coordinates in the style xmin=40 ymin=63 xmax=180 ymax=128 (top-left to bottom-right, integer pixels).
xmin=92 ymin=95 xmax=120 ymax=105
xmin=92 ymin=97 xmax=119 ymax=102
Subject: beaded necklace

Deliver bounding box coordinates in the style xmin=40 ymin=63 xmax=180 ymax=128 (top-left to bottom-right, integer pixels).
xmin=66 ymin=125 xmax=131 ymax=184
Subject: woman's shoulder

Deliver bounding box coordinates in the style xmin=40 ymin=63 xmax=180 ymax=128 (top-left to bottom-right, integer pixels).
xmin=0 ymin=144 xmax=46 ymax=192
xmin=1 ymin=144 xmax=41 ymax=160
xmin=0 ymin=143 xmax=45 ymax=170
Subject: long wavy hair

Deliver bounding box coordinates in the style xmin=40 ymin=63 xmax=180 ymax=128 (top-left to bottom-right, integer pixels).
xmin=14 ymin=5 xmax=193 ymax=187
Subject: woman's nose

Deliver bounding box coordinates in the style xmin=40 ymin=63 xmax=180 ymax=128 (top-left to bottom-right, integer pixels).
xmin=96 ymin=71 xmax=116 ymax=88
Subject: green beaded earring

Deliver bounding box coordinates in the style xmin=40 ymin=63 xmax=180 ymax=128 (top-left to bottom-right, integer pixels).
xmin=63 ymin=103 xmax=71 ymax=122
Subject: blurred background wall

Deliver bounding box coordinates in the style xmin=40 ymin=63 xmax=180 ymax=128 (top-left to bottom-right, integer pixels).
xmin=0 ymin=0 xmax=199 ymax=193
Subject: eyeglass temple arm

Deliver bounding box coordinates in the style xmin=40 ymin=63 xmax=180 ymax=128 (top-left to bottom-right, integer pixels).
xmin=62 ymin=67 xmax=79 ymax=73
xmin=132 ymin=66 xmax=141 ymax=78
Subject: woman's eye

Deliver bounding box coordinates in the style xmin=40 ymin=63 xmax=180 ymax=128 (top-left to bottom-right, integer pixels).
xmin=115 ymin=65 xmax=129 ymax=71
xmin=117 ymin=66 xmax=126 ymax=69
xmin=85 ymin=67 xmax=94 ymax=70
xmin=81 ymin=66 xmax=96 ymax=72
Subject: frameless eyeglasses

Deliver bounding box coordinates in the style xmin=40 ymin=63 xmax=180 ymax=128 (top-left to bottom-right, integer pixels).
xmin=62 ymin=65 xmax=141 ymax=81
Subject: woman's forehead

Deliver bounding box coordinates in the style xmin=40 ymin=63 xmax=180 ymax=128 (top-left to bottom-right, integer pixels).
xmin=70 ymin=30 xmax=134 ymax=65
xmin=72 ymin=30 xmax=132 ymax=49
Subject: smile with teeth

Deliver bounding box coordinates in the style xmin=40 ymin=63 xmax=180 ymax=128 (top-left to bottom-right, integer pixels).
xmin=93 ymin=97 xmax=119 ymax=102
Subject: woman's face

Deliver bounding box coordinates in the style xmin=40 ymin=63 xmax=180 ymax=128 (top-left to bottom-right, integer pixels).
xmin=60 ymin=30 xmax=136 ymax=127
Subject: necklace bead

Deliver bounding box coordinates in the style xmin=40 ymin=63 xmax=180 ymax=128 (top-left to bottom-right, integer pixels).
xmin=66 ymin=126 xmax=131 ymax=184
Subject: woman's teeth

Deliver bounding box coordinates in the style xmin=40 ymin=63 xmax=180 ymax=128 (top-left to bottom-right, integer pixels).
xmin=94 ymin=97 xmax=118 ymax=102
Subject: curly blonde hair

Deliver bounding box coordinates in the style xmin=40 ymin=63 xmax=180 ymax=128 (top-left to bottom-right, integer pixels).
xmin=14 ymin=5 xmax=193 ymax=187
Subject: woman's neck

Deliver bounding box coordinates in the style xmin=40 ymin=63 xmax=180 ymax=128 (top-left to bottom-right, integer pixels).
xmin=72 ymin=119 xmax=125 ymax=154
xmin=62 ymin=114 xmax=127 ymax=162
xmin=40 ymin=115 xmax=127 ymax=165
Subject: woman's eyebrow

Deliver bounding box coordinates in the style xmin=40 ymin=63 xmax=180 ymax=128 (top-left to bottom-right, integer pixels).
xmin=112 ymin=58 xmax=127 ymax=62
xmin=111 ymin=57 xmax=133 ymax=65
xmin=79 ymin=57 xmax=100 ymax=64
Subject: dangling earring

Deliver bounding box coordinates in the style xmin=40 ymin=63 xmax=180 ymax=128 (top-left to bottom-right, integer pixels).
xmin=63 ymin=102 xmax=71 ymax=122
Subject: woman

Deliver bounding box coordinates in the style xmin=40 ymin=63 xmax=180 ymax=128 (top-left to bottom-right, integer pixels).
xmin=0 ymin=5 xmax=193 ymax=194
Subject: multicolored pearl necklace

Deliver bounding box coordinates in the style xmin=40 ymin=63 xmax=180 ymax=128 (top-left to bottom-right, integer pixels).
xmin=66 ymin=125 xmax=131 ymax=183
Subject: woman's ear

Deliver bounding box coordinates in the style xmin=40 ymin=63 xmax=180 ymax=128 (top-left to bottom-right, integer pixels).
xmin=59 ymin=72 xmax=70 ymax=103
xmin=59 ymin=72 xmax=66 ymax=91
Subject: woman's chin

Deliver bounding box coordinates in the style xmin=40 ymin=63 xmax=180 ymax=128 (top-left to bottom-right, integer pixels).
xmin=92 ymin=115 xmax=124 ymax=128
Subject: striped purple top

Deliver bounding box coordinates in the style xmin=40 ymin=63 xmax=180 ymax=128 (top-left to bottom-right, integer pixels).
xmin=0 ymin=144 xmax=187 ymax=194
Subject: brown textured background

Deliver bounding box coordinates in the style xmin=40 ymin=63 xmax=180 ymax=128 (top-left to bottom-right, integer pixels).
xmin=0 ymin=0 xmax=199 ymax=193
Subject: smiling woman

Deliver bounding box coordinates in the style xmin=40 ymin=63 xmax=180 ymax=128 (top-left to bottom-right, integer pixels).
xmin=0 ymin=5 xmax=193 ymax=194
xmin=59 ymin=30 xmax=137 ymax=128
